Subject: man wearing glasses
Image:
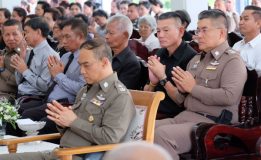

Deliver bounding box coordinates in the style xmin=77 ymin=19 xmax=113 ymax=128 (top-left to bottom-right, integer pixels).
xmin=154 ymin=9 xmax=247 ymax=159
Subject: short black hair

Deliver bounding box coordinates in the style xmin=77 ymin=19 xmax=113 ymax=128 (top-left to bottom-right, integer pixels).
xmin=80 ymin=38 xmax=112 ymax=63
xmin=37 ymin=1 xmax=51 ymax=13
xmin=244 ymin=5 xmax=261 ymax=21
xmin=69 ymin=2 xmax=82 ymax=11
xmin=120 ymin=0 xmax=130 ymax=5
xmin=25 ymin=14 xmax=39 ymax=21
xmin=84 ymin=0 xmax=96 ymax=10
xmin=138 ymin=1 xmax=151 ymax=10
xmin=198 ymin=9 xmax=228 ymax=30
xmin=13 ymin=7 xmax=27 ymax=21
xmin=59 ymin=1 xmax=70 ymax=9
xmin=174 ymin=10 xmax=191 ymax=28
xmin=55 ymin=6 xmax=65 ymax=17
xmin=62 ymin=18 xmax=87 ymax=38
xmin=158 ymin=11 xmax=182 ymax=27
xmin=2 ymin=19 xmax=23 ymax=33
xmin=44 ymin=8 xmax=61 ymax=21
xmin=129 ymin=3 xmax=139 ymax=8
xmin=149 ymin=0 xmax=163 ymax=8
xmin=0 ymin=8 xmax=11 ymax=19
xmin=74 ymin=13 xmax=89 ymax=24
xmin=24 ymin=17 xmax=50 ymax=38
xmin=93 ymin=9 xmax=108 ymax=19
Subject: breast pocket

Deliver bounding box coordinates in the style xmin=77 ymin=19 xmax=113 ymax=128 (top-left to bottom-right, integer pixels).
xmin=198 ymin=70 xmax=218 ymax=88
xmin=85 ymin=101 xmax=104 ymax=125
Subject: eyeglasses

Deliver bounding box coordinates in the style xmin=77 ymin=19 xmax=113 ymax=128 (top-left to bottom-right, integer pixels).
xmin=194 ymin=27 xmax=222 ymax=35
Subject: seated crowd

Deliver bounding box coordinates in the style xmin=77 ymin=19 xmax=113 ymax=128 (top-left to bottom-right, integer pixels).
xmin=0 ymin=0 xmax=261 ymax=160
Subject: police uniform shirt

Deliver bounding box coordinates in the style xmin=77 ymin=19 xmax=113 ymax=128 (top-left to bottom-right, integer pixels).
xmin=174 ymin=41 xmax=247 ymax=123
xmin=0 ymin=48 xmax=18 ymax=94
xmin=59 ymin=73 xmax=136 ymax=148
xmin=155 ymin=41 xmax=197 ymax=117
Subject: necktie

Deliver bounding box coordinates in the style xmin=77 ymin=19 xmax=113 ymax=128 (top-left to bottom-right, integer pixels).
xmin=27 ymin=50 xmax=34 ymax=67
xmin=63 ymin=53 xmax=74 ymax=74
xmin=21 ymin=50 xmax=34 ymax=83
xmin=44 ymin=53 xmax=74 ymax=101
xmin=200 ymin=52 xmax=206 ymax=61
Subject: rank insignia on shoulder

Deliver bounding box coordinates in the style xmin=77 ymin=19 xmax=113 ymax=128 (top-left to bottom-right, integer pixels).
xmin=206 ymin=66 xmax=217 ymax=70
xmin=117 ymin=84 xmax=126 ymax=92
xmin=227 ymin=49 xmax=237 ymax=54
xmin=90 ymin=98 xmax=103 ymax=106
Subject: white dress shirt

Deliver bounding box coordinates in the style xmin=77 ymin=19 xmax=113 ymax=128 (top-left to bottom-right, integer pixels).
xmin=233 ymin=33 xmax=261 ymax=77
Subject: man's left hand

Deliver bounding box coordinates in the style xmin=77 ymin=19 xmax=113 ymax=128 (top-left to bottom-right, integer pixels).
xmin=10 ymin=54 xmax=28 ymax=73
xmin=172 ymin=66 xmax=196 ymax=93
xmin=46 ymin=100 xmax=77 ymax=127
xmin=48 ymin=56 xmax=64 ymax=78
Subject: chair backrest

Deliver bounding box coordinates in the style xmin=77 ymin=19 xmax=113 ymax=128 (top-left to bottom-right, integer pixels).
xmin=129 ymin=39 xmax=150 ymax=61
xmin=238 ymin=69 xmax=260 ymax=126
xmin=130 ymin=29 xmax=141 ymax=39
xmin=124 ymin=90 xmax=165 ymax=143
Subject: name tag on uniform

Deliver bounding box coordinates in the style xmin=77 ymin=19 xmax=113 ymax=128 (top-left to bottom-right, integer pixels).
xmin=90 ymin=98 xmax=103 ymax=106
xmin=206 ymin=66 xmax=217 ymax=70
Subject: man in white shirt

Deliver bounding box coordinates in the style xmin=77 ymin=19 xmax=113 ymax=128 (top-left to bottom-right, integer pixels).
xmin=233 ymin=5 xmax=261 ymax=77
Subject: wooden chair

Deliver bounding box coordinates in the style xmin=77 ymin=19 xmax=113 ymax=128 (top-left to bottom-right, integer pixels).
xmin=0 ymin=90 xmax=165 ymax=160
xmin=191 ymin=69 xmax=261 ymax=160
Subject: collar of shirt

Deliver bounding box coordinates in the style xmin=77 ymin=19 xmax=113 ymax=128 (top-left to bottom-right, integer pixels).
xmin=113 ymin=47 xmax=131 ymax=63
xmin=32 ymin=40 xmax=49 ymax=55
xmin=98 ymin=73 xmax=118 ymax=92
xmin=242 ymin=33 xmax=261 ymax=48
xmin=210 ymin=41 xmax=230 ymax=60
xmin=161 ymin=41 xmax=186 ymax=61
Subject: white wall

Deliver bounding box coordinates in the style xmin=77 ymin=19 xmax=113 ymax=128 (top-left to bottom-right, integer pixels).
xmin=0 ymin=0 xmax=20 ymax=12
xmin=171 ymin=0 xmax=208 ymax=31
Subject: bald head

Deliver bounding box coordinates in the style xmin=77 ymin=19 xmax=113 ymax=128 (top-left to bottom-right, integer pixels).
xmin=103 ymin=142 xmax=174 ymax=160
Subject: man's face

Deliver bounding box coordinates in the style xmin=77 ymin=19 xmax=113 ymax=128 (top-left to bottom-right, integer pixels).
xmin=214 ymin=0 xmax=226 ymax=12
xmin=24 ymin=26 xmax=39 ymax=47
xmin=94 ymin=16 xmax=106 ymax=27
xmin=61 ymin=26 xmax=81 ymax=52
xmin=120 ymin=4 xmax=128 ymax=16
xmin=239 ymin=10 xmax=261 ymax=35
xmin=78 ymin=48 xmax=103 ymax=84
xmin=156 ymin=18 xmax=182 ymax=49
xmin=105 ymin=21 xmax=127 ymax=50
xmin=138 ymin=5 xmax=150 ymax=17
xmin=44 ymin=12 xmax=55 ymax=30
xmin=127 ymin=5 xmax=139 ymax=21
xmin=12 ymin=11 xmax=23 ymax=22
xmin=35 ymin=4 xmax=44 ymax=16
xmin=195 ymin=19 xmax=222 ymax=52
xmin=70 ymin=5 xmax=81 ymax=16
xmin=83 ymin=5 xmax=92 ymax=16
xmin=2 ymin=25 xmax=24 ymax=50
xmin=0 ymin=11 xmax=7 ymax=24
xmin=252 ymin=0 xmax=261 ymax=7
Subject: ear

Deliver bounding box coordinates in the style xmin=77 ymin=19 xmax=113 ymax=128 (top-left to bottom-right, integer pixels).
xmin=36 ymin=28 xmax=42 ymax=37
xmin=178 ymin=26 xmax=185 ymax=37
xmin=123 ymin=31 xmax=129 ymax=39
xmin=101 ymin=57 xmax=110 ymax=67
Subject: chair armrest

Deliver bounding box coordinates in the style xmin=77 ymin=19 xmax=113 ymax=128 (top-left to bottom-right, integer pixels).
xmin=54 ymin=144 xmax=118 ymax=160
xmin=0 ymin=133 xmax=61 ymax=153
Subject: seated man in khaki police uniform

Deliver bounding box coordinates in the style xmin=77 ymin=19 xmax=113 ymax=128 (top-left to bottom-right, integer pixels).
xmin=154 ymin=9 xmax=247 ymax=160
xmin=0 ymin=19 xmax=26 ymax=100
xmin=0 ymin=38 xmax=136 ymax=160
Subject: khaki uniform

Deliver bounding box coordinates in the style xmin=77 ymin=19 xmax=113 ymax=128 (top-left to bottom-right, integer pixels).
xmin=154 ymin=41 xmax=247 ymax=159
xmin=0 ymin=49 xmax=18 ymax=99
xmin=0 ymin=73 xmax=136 ymax=160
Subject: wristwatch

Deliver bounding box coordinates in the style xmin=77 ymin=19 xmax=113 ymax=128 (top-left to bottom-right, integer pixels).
xmin=159 ymin=78 xmax=168 ymax=87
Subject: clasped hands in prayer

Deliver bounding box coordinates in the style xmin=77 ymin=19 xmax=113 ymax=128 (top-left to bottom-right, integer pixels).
xmin=147 ymin=55 xmax=196 ymax=93
xmin=46 ymin=100 xmax=77 ymax=128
